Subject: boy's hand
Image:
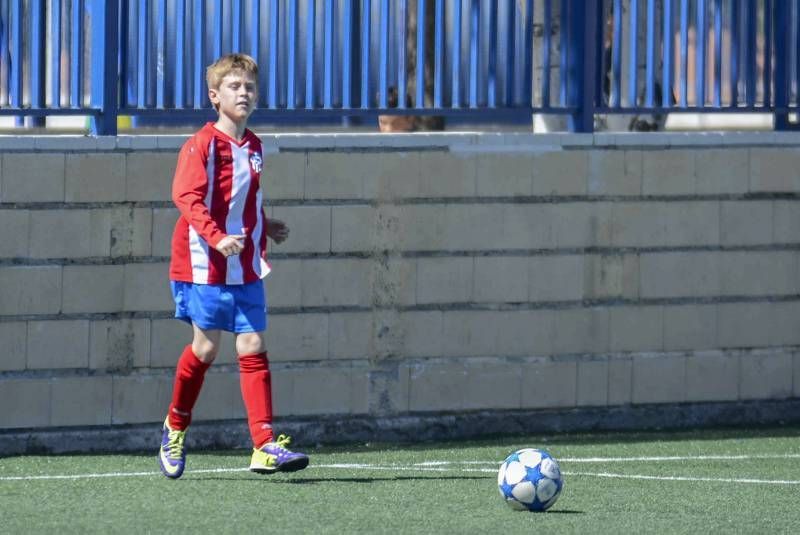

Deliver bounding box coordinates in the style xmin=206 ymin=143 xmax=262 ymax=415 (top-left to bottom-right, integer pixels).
xmin=267 ymin=219 xmax=289 ymax=244
xmin=215 ymin=234 xmax=246 ymax=257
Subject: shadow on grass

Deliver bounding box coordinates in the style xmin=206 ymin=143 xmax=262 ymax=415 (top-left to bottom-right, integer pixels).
xmin=184 ymin=474 xmax=490 ymax=484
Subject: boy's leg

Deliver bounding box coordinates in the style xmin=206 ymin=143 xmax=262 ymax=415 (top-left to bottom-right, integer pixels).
xmin=167 ymin=325 xmax=220 ymax=430
xmin=237 ymin=331 xmax=308 ymax=474
xmin=159 ymin=325 xmax=220 ymax=479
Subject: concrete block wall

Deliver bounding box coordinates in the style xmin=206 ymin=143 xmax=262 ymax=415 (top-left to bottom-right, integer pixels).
xmin=0 ymin=132 xmax=799 ymax=435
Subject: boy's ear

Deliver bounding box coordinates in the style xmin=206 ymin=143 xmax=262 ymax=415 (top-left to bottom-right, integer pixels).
xmin=208 ymin=87 xmax=220 ymax=107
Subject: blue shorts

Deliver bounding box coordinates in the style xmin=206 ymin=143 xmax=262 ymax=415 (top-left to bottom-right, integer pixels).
xmin=171 ymin=280 xmax=267 ymax=333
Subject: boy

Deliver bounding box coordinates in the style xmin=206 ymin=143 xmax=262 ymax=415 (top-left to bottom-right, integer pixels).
xmin=158 ymin=53 xmax=308 ymax=479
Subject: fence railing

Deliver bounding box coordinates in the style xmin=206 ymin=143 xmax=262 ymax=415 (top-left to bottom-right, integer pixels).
xmin=0 ymin=0 xmax=798 ymax=134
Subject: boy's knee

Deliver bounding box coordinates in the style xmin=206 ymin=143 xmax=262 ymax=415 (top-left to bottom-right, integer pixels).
xmin=191 ymin=339 xmax=219 ymax=363
xmin=236 ymin=332 xmax=266 ymax=356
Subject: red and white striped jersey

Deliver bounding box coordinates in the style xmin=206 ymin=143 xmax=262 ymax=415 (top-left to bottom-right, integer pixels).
xmin=169 ymin=123 xmax=270 ymax=285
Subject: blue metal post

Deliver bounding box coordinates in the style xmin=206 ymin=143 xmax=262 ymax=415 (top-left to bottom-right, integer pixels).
xmin=569 ymin=0 xmax=596 ymax=132
xmin=452 ymin=0 xmax=462 ymax=107
xmin=679 ymin=0 xmax=688 ymax=106
xmin=232 ymin=0 xmax=242 ymax=51
xmin=696 ymin=0 xmax=706 ymax=106
xmin=764 ymin=0 xmax=773 ymax=107
xmin=417 ymin=0 xmax=427 ymax=107
xmin=175 ymin=0 xmax=185 ymax=108
xmin=213 ymin=0 xmax=222 ymax=60
xmin=663 ymin=0 xmax=673 ymax=107
xmin=468 ymin=0 xmax=479 ymax=108
xmin=522 ymin=0 xmax=532 ymax=107
xmin=645 ymin=0 xmax=655 ymax=106
xmin=775 ymin=0 xmax=790 ymax=128
xmin=542 ymin=0 xmax=551 ymax=106
xmin=10 ymin=0 xmax=22 ymax=107
xmin=713 ymin=0 xmax=721 ymax=107
xmin=360 ymin=0 xmax=370 ymax=108
xmin=559 ymin=0 xmax=568 ymax=106
xmin=30 ymin=0 xmax=45 ymax=110
xmin=611 ymin=0 xmax=622 ymax=107
xmin=398 ymin=0 xmax=408 ymax=108
xmin=306 ymin=0 xmax=316 ymax=109
xmin=343 ymin=0 xmax=353 ymax=108
xmin=487 ymin=0 xmax=497 ymax=107
xmin=503 ymin=0 xmax=514 ymax=106
xmin=70 ymin=0 xmax=84 ymax=108
xmin=730 ymin=0 xmax=739 ymax=105
xmin=434 ymin=0 xmax=444 ymax=107
xmin=628 ymin=0 xmax=638 ymax=106
xmin=156 ymin=0 xmax=166 ymax=108
xmin=193 ymin=0 xmax=206 ymax=108
xmin=745 ymin=0 xmax=756 ymax=107
xmin=51 ymin=0 xmax=61 ymax=108
xmin=90 ymin=0 xmax=119 ymax=135
xmin=379 ymin=0 xmax=388 ymax=108
xmin=269 ymin=0 xmax=279 ymax=108
xmin=324 ymin=0 xmax=334 ymax=108
xmin=288 ymin=0 xmax=297 ymax=109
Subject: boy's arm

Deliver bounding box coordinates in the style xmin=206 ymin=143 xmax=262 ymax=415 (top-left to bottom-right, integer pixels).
xmin=171 ymin=140 xmax=226 ymax=248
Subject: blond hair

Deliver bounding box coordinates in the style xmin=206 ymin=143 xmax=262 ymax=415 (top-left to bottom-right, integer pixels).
xmin=206 ymin=54 xmax=259 ymax=109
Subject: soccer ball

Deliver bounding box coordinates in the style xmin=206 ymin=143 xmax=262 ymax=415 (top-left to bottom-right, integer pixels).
xmin=497 ymin=448 xmax=563 ymax=512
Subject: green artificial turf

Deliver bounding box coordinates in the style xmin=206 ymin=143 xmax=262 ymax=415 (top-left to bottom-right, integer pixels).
xmin=1 ymin=426 xmax=799 ymax=534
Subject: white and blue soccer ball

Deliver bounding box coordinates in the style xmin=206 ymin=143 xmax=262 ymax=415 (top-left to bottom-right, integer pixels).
xmin=497 ymin=448 xmax=563 ymax=512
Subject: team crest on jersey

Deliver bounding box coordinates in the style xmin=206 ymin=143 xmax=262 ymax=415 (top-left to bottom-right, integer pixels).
xmin=249 ymin=153 xmax=263 ymax=173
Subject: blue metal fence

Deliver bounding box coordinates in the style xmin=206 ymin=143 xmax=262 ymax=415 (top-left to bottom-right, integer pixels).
xmin=0 ymin=0 xmax=798 ymax=134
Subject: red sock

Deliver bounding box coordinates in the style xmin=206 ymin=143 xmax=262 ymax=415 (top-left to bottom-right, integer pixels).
xmin=238 ymin=352 xmax=274 ymax=448
xmin=167 ymin=345 xmax=211 ymax=430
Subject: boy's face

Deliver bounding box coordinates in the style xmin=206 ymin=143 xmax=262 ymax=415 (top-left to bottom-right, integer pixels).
xmin=209 ymin=71 xmax=258 ymax=123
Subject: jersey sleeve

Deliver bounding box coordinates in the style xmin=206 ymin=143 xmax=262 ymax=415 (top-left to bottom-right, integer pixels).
xmin=171 ymin=138 xmax=225 ymax=248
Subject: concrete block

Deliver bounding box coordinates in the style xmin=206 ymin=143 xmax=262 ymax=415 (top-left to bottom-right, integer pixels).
xmin=610 ymin=306 xmax=664 ymax=353
xmin=532 ymin=150 xmax=588 ymax=196
xmin=90 ymin=319 xmax=150 ymax=370
xmin=112 ymin=374 xmax=173 ymax=424
xmin=263 ymin=151 xmax=305 ymax=200
xmin=0 ymin=322 xmax=26 ymax=371
xmin=362 ymin=152 xmax=422 ymax=200
xmin=608 ymin=357 xmax=633 ymax=405
xmin=398 ymin=204 xmax=445 ymax=251
xmin=122 ymin=263 xmax=171 ymax=312
xmin=305 ymin=152 xmax=366 ymax=199
xmin=773 ymin=200 xmax=800 ymax=243
xmin=265 ymin=259 xmax=302 ymax=308
xmin=770 ymin=301 xmax=800 ymax=346
xmin=632 ymin=354 xmax=686 ymax=404
xmin=695 ymin=149 xmax=749 ymax=194
xmin=720 ymin=201 xmax=773 ymax=246
xmin=265 ymin=313 xmax=328 ymax=361
xmin=270 ymin=205 xmax=331 ymax=253
xmin=367 ymin=361 xmax=410 ymax=413
xmin=551 ymin=308 xmax=610 ymax=355
xmin=576 ymin=358 xmax=609 ymax=406
xmin=587 ymin=150 xmax=642 ymax=196
xmin=418 ymin=151 xmax=477 ymax=197
xmin=65 ymin=153 xmax=126 ymax=202
xmin=685 ymin=352 xmax=738 ymax=402
xmin=409 ymin=360 xmax=467 ymax=411
xmin=529 ymin=255 xmax=584 ymax=302
xmin=612 ymin=202 xmax=720 ymax=247
xmin=521 ymin=358 xmax=577 ymax=408
xmin=0 ymin=266 xmax=61 ymax=315
xmin=109 ymin=208 xmax=153 ymax=257
xmin=550 ymin=202 xmax=613 ymax=248
xmin=402 ymin=311 xmax=443 ymax=357
xmin=152 ymin=208 xmax=179 ymax=257
xmin=439 ymin=203 xmax=506 ymax=250
xmin=332 ymin=205 xmax=376 ymax=252
xmin=301 ymin=258 xmax=372 ymax=307
xmin=416 ymin=257 xmax=473 ymax=304
xmin=328 ymin=312 xmax=373 ymax=359
xmin=463 ymin=359 xmax=522 ymax=410
xmin=62 ymin=265 xmax=124 ymax=313
xmin=29 ymin=209 xmax=112 ymax=258
xmin=584 ymin=254 xmax=638 ymax=299
xmin=125 ymin=152 xmax=176 ymax=201
xmin=739 ymin=350 xmax=793 ymax=400
xmin=0 ymin=378 xmax=51 ymax=428
xmin=642 ymin=150 xmax=696 ymax=195
xmin=719 ymin=251 xmax=799 ymax=296
xmin=149 ymin=319 xmax=192 ymax=368
xmin=1 ymin=153 xmax=64 ymax=202
xmin=51 ymin=376 xmax=113 ymax=426
xmin=439 ymin=310 xmax=496 ymax=357
xmin=476 ymin=153 xmax=533 ymax=196
xmin=663 ymin=304 xmax=718 ymax=351
xmin=498 ymin=204 xmax=554 ymax=249
xmin=473 ymin=256 xmax=529 ymax=303
xmin=717 ymin=302 xmax=774 ymax=349
xmin=795 ymin=352 xmax=800 ymax=398
xmin=640 ymin=252 xmax=720 ymax=298
xmin=0 ymin=210 xmax=29 ymax=257
xmin=749 ymin=148 xmax=800 ymax=193
xmin=27 ymin=320 xmax=90 ymax=369
xmin=372 ymin=258 xmax=416 ymax=307
xmin=192 ymin=371 xmax=244 ymax=422
xmin=282 ymin=366 xmax=362 ymax=416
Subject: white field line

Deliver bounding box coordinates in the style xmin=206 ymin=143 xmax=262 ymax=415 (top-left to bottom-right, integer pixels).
xmin=2 ymin=454 xmax=800 ymax=484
